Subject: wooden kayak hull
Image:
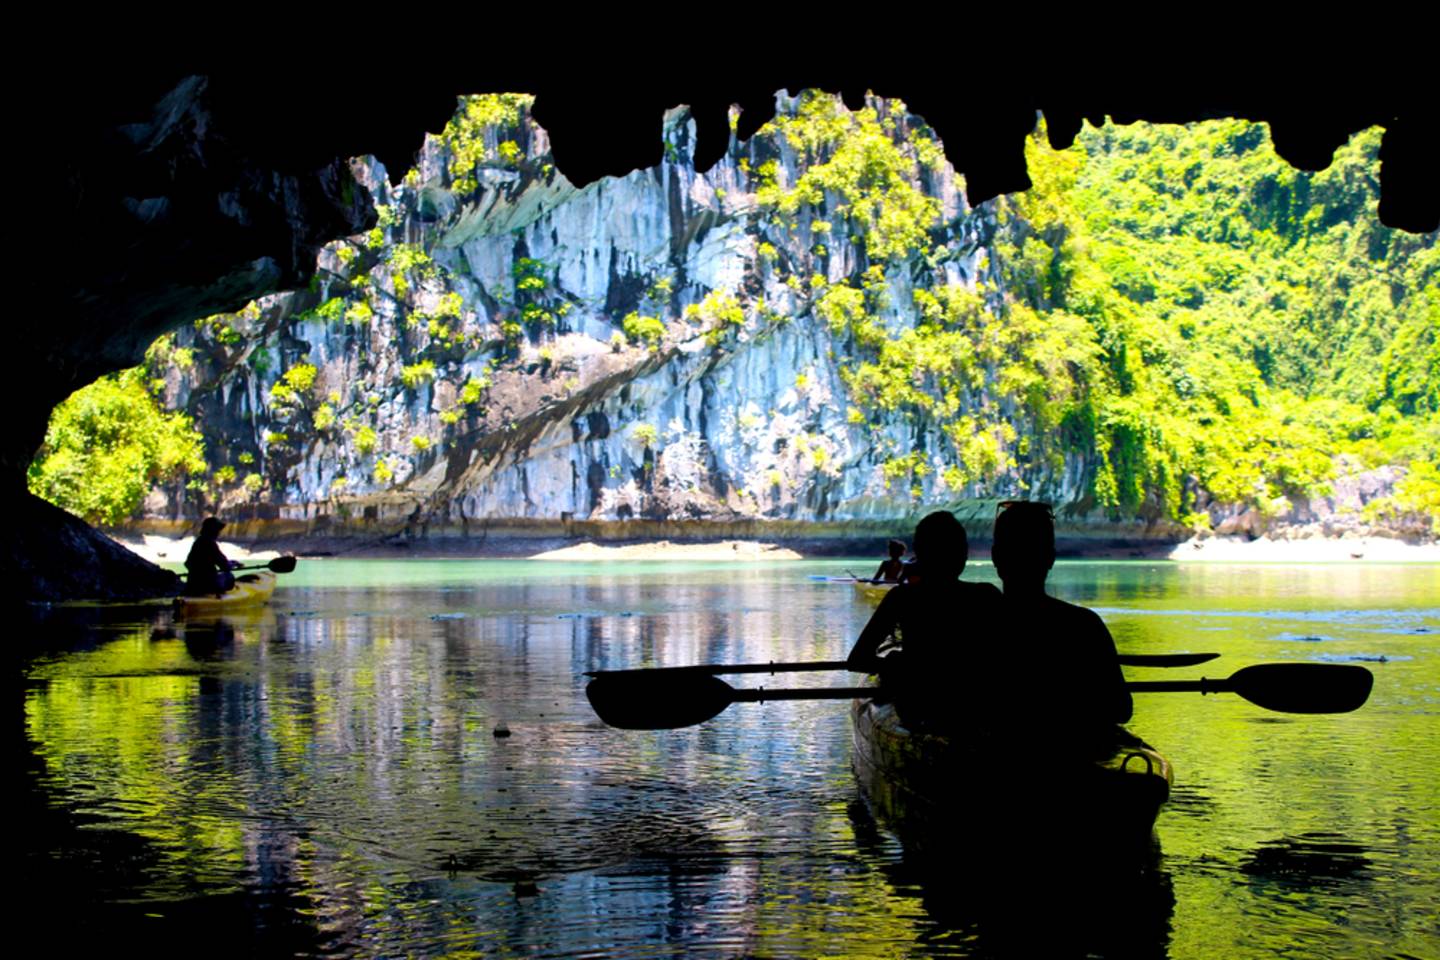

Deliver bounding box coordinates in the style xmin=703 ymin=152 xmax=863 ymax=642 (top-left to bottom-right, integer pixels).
xmin=176 ymin=572 xmax=277 ymax=615
xmin=851 ymin=699 xmax=1171 ymax=859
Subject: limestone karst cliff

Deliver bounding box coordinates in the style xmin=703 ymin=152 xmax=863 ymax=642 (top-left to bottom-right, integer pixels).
xmin=106 ymin=92 xmax=1436 ymax=544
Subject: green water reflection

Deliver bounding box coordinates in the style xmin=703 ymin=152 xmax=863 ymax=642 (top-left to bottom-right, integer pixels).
xmin=22 ymin=560 xmax=1440 ymax=957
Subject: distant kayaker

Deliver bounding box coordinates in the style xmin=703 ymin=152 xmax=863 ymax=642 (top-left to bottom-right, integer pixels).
xmin=991 ymin=501 xmax=1132 ymax=753
xmin=847 ymin=511 xmax=1001 ymax=729
xmin=184 ymin=516 xmax=240 ymax=597
xmin=871 ymin=539 xmax=908 ymax=583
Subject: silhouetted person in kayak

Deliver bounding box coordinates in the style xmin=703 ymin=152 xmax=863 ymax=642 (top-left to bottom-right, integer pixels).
xmin=847 ymin=511 xmax=1000 ymax=729
xmin=871 ymin=539 xmax=908 ymax=582
xmin=992 ymin=501 xmax=1131 ymax=754
xmin=184 ymin=516 xmax=239 ymax=597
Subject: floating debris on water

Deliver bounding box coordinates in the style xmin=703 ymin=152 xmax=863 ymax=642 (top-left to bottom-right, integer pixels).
xmin=430 ymin=613 xmax=467 ymax=621
xmin=1273 ymin=632 xmax=1332 ymax=642
xmin=493 ymin=722 xmax=511 ymax=738
xmin=1312 ymin=653 xmax=1413 ymax=664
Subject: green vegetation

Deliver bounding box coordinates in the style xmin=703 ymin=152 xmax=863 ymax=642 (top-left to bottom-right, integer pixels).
xmin=804 ymin=105 xmax=1436 ymax=525
xmin=437 ymin=93 xmax=535 ymax=195
xmin=400 ymin=360 xmax=437 ymax=389
xmin=755 ymin=92 xmax=941 ymax=262
xmin=39 ymin=90 xmax=1433 ymax=536
xmin=512 ymin=257 xmax=555 ymax=332
xmin=345 ymin=301 xmax=374 ymax=326
xmin=354 ymin=425 xmax=379 ymax=455
xmin=27 ymin=369 xmax=206 ymax=525
xmin=388 ymin=244 xmax=437 ymax=299
xmin=992 ymin=119 xmax=1438 ymax=522
xmin=685 ymin=290 xmax=747 ymax=346
xmin=459 ymin=374 xmax=489 ymax=406
xmin=269 ymin=363 xmax=320 ymax=406
xmin=622 ymin=312 xmax=666 ymax=348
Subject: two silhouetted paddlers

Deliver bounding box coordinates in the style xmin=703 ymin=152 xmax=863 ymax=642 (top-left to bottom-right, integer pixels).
xmin=847 ymin=503 xmax=1129 ymax=751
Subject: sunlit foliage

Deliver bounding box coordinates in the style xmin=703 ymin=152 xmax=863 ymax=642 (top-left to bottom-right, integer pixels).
xmin=28 ymin=369 xmax=206 ymax=525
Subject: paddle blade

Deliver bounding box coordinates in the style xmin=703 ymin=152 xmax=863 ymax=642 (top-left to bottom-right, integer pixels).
xmin=586 ymin=673 xmax=734 ymax=730
xmin=1229 ymin=663 xmax=1374 ymax=714
xmin=268 ymin=556 xmax=298 ymax=574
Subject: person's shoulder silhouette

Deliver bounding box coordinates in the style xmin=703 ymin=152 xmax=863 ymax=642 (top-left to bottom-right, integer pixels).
xmin=848 ymin=511 xmax=1001 ymax=730
xmin=991 ymin=501 xmax=1131 ymax=744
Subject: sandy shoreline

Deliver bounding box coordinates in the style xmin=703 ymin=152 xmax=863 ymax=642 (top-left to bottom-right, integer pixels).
xmin=1165 ymin=535 xmax=1440 ymax=563
xmin=113 ymin=533 xmax=283 ymax=567
xmin=111 ymin=530 xmax=1437 ymax=565
xmin=528 ymin=540 xmax=804 ymax=561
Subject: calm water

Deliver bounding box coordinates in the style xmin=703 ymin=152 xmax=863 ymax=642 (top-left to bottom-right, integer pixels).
xmin=20 ymin=560 xmax=1440 ymax=958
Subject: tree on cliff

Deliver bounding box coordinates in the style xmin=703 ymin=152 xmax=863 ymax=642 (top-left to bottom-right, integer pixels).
xmin=27 ymin=369 xmax=206 ymax=527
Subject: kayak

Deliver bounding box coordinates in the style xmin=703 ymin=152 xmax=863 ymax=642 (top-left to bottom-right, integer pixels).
xmin=808 ymin=575 xmax=896 ymax=605
xmin=853 ymin=580 xmax=894 ymax=605
xmin=851 ymin=698 xmax=1171 ymax=858
xmin=176 ymin=571 xmax=277 ymax=615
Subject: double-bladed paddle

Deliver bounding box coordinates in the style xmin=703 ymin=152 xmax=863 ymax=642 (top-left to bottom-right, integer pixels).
xmin=180 ymin=556 xmax=297 ymax=579
xmin=237 ymin=556 xmax=298 ymax=574
xmin=585 ymin=652 xmax=1220 ymax=680
xmin=585 ymin=662 xmax=1374 ymax=730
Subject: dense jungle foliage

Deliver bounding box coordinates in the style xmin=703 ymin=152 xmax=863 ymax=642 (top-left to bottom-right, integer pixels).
xmin=1002 ymin=118 xmax=1436 ymax=528
xmin=28 ymin=92 xmax=1438 ymax=534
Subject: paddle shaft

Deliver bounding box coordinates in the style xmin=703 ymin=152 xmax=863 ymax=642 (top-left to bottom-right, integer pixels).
xmin=590 ymin=660 xmax=851 ymax=678
xmin=180 ymin=556 xmax=296 ymax=579
xmin=730 ymin=686 xmax=877 ymax=703
xmin=587 ymin=652 xmax=1219 ymax=679
xmin=1129 ymin=679 xmax=1232 ymax=695
xmin=586 ymin=661 xmax=1373 ymax=729
xmin=732 ymin=665 xmax=1372 ymax=710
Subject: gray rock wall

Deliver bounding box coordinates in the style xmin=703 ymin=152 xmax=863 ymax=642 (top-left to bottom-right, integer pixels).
xmin=138 ymin=94 xmax=1418 ymax=544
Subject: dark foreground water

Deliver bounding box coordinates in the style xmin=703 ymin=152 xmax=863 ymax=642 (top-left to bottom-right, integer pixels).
xmin=19 ymin=560 xmax=1440 ymax=958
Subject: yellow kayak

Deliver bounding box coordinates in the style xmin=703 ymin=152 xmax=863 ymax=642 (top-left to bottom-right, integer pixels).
xmin=176 ymin=571 xmax=277 ymax=615
xmin=853 ymin=580 xmax=895 ymax=605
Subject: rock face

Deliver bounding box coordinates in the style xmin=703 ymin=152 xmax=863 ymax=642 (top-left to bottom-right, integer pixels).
xmin=1201 ymin=458 xmax=1424 ymax=542
xmin=13 ymin=495 xmax=179 ymax=603
xmin=15 ymin=73 xmax=377 ymax=600
xmin=17 ymin=66 xmax=1435 ymax=599
xmin=135 ymin=94 xmax=1426 ymax=547
xmin=138 ymin=94 xmax=1111 ymax=543
xmin=21 ymin=75 xmax=374 ymax=492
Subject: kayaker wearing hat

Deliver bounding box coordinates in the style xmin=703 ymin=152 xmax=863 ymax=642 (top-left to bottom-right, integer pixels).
xmin=846 ymin=510 xmax=1001 ymax=730
xmin=184 ymin=516 xmax=240 ymax=597
xmin=992 ymin=501 xmax=1131 ymax=755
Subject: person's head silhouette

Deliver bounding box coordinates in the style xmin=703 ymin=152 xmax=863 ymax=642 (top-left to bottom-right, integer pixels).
xmin=992 ymin=501 xmax=1055 ymax=593
xmin=887 ymin=539 xmax=905 ymax=560
xmin=912 ymin=510 xmax=968 ymax=581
